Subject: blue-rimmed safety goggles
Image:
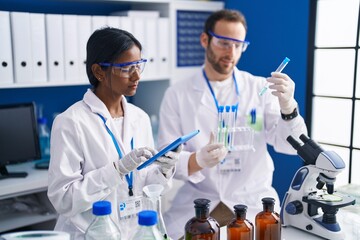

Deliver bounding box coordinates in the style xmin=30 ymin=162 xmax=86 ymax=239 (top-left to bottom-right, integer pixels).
xmin=208 ymin=31 xmax=250 ymax=52
xmin=99 ymin=59 xmax=147 ymax=78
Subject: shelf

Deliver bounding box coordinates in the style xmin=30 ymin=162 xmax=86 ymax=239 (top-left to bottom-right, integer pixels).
xmin=0 ymin=212 xmax=57 ymax=233
xmin=0 ymin=76 xmax=170 ymax=89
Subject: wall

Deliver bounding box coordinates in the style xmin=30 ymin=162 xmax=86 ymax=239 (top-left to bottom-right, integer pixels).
xmin=0 ymin=0 xmax=168 ymax=127
xmin=0 ymin=0 xmax=310 ymax=201
xmin=225 ymin=0 xmax=310 ymax=200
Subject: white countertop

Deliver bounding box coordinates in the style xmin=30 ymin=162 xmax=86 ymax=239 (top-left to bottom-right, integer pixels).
xmin=0 ymin=162 xmax=48 ymax=200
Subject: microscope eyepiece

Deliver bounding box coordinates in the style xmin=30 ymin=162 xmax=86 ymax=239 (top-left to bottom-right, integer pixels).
xmin=300 ymin=134 xmax=310 ymax=143
xmin=286 ymin=136 xmax=301 ymax=150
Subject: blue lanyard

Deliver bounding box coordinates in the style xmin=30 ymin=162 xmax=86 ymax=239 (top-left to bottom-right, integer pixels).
xmin=97 ymin=114 xmax=134 ymax=196
xmin=202 ymin=69 xmax=240 ymax=111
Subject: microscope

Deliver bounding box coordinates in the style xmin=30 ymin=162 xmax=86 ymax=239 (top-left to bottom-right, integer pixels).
xmin=280 ymin=134 xmax=356 ymax=240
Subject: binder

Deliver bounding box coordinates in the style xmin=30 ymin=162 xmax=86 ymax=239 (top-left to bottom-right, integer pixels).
xmin=158 ymin=18 xmax=170 ymax=78
xmin=77 ymin=15 xmax=91 ymax=83
xmin=91 ymin=15 xmax=108 ymax=32
xmin=132 ymin=18 xmax=147 ymax=78
xmin=0 ymin=11 xmax=14 ymax=85
xmin=10 ymin=11 xmax=33 ymax=84
xmin=45 ymin=14 xmax=65 ymax=82
xmin=107 ymin=16 xmax=120 ymax=28
xmin=144 ymin=18 xmax=158 ymax=78
xmin=63 ymin=14 xmax=80 ymax=82
xmin=30 ymin=13 xmax=47 ymax=83
xmin=119 ymin=16 xmax=132 ymax=32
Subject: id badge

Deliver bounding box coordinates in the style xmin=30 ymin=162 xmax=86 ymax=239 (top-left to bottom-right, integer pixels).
xmin=219 ymin=152 xmax=241 ymax=173
xmin=119 ymin=196 xmax=143 ymax=220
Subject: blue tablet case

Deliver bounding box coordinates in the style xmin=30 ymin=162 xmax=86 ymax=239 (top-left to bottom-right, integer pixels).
xmin=137 ymin=129 xmax=200 ymax=170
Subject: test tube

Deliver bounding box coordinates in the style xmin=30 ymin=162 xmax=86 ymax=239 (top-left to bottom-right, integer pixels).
xmin=259 ymin=57 xmax=290 ymax=96
xmin=229 ymin=105 xmax=238 ymax=150
xmin=224 ymin=106 xmax=231 ymax=147
xmin=217 ymin=106 xmax=224 ymax=143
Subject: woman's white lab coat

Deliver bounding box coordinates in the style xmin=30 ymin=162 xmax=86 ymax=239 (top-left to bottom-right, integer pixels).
xmin=48 ymin=89 xmax=169 ymax=240
xmin=158 ymin=67 xmax=308 ymax=239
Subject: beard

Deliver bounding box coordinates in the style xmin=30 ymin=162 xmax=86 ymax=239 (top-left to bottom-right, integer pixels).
xmin=206 ymin=45 xmax=234 ymax=75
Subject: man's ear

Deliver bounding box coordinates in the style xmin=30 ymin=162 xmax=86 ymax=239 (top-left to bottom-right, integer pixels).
xmin=91 ymin=63 xmax=106 ymax=82
xmin=200 ymin=32 xmax=209 ymax=49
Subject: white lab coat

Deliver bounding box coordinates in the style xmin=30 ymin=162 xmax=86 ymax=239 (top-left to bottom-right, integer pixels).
xmin=158 ymin=67 xmax=308 ymax=239
xmin=48 ymin=89 xmax=169 ymax=240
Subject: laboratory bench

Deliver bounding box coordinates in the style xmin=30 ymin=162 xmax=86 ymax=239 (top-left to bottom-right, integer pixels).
xmin=220 ymin=205 xmax=360 ymax=240
xmin=0 ymin=161 xmax=57 ymax=233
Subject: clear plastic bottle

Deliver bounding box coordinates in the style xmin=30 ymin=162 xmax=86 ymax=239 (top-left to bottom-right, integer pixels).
xmin=37 ymin=117 xmax=50 ymax=161
xmin=227 ymin=204 xmax=254 ymax=240
xmin=184 ymin=198 xmax=220 ymax=240
xmin=85 ymin=201 xmax=121 ymax=240
xmin=255 ymin=197 xmax=281 ymax=240
xmin=131 ymin=210 xmax=163 ymax=240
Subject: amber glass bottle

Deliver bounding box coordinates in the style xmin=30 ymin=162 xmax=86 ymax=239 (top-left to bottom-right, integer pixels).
xmin=255 ymin=197 xmax=281 ymax=240
xmin=184 ymin=198 xmax=220 ymax=240
xmin=227 ymin=204 xmax=254 ymax=240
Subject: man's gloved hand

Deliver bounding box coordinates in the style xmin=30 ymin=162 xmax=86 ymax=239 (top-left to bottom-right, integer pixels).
xmin=196 ymin=133 xmax=227 ymax=169
xmin=267 ymin=72 xmax=297 ymax=114
xmin=115 ymin=147 xmax=156 ymax=175
xmin=154 ymin=145 xmax=182 ymax=178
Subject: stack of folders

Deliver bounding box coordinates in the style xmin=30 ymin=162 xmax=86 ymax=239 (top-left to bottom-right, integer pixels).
xmin=0 ymin=10 xmax=170 ymax=86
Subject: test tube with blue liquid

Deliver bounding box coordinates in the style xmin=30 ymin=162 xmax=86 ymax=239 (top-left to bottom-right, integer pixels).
xmin=217 ymin=106 xmax=224 ymax=144
xmin=259 ymin=57 xmax=290 ymax=96
xmin=224 ymin=106 xmax=231 ymax=147
xmin=229 ymin=105 xmax=238 ymax=150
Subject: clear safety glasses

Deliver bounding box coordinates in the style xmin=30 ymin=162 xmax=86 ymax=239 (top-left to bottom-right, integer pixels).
xmin=208 ymin=31 xmax=250 ymax=53
xmin=99 ymin=59 xmax=147 ymax=78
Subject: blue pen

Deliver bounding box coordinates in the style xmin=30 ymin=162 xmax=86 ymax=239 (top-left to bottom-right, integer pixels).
xmin=259 ymin=57 xmax=290 ymax=96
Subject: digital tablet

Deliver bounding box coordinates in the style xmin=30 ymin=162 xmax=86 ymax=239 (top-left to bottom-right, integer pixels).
xmin=137 ymin=129 xmax=200 ymax=170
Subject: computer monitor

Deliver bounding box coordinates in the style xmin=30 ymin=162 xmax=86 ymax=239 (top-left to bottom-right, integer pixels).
xmin=0 ymin=102 xmax=41 ymax=180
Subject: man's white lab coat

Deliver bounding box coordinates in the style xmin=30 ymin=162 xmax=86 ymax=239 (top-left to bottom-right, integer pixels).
xmin=158 ymin=68 xmax=307 ymax=239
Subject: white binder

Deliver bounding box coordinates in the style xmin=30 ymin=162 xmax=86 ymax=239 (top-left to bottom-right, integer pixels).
xmin=30 ymin=13 xmax=47 ymax=83
xmin=63 ymin=14 xmax=80 ymax=82
xmin=132 ymin=18 xmax=147 ymax=78
xmin=0 ymin=11 xmax=14 ymax=85
xmin=119 ymin=16 xmax=132 ymax=33
xmin=144 ymin=18 xmax=158 ymax=78
xmin=107 ymin=16 xmax=120 ymax=28
xmin=77 ymin=15 xmax=91 ymax=83
xmin=91 ymin=15 xmax=108 ymax=32
xmin=158 ymin=18 xmax=170 ymax=78
xmin=45 ymin=14 xmax=65 ymax=82
xmin=10 ymin=11 xmax=33 ymax=84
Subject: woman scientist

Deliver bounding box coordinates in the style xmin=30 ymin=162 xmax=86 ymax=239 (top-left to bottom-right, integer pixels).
xmin=47 ymin=27 xmax=179 ymax=239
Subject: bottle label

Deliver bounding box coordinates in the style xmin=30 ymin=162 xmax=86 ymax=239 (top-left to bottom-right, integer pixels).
xmin=119 ymin=196 xmax=142 ymax=219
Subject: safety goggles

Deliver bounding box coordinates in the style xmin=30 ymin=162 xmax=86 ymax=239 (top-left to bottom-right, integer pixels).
xmin=208 ymin=31 xmax=250 ymax=52
xmin=99 ymin=59 xmax=147 ymax=78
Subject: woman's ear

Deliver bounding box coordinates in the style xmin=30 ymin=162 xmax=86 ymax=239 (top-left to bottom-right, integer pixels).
xmin=200 ymin=32 xmax=209 ymax=49
xmin=91 ymin=63 xmax=105 ymax=82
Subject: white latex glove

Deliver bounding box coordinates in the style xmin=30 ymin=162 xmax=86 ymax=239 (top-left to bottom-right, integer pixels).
xmin=115 ymin=147 xmax=156 ymax=175
xmin=196 ymin=133 xmax=228 ymax=169
xmin=155 ymin=145 xmax=183 ymax=177
xmin=267 ymin=72 xmax=297 ymax=114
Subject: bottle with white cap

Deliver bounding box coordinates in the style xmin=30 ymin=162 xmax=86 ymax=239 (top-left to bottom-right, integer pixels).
xmin=85 ymin=201 xmax=121 ymax=240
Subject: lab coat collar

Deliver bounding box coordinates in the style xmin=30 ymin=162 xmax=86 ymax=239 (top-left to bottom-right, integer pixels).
xmin=192 ymin=69 xmax=218 ymax=114
xmin=194 ymin=67 xmax=241 ymax=114
xmin=83 ymin=89 xmax=135 ymax=153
